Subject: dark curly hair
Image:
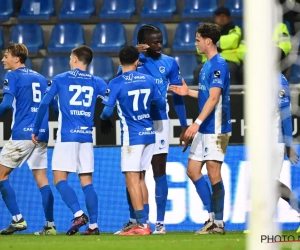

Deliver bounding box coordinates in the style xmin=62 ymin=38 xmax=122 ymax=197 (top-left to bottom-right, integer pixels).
xmin=196 ymin=23 xmax=221 ymax=45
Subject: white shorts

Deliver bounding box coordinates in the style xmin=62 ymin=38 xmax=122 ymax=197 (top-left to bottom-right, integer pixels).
xmin=121 ymin=144 xmax=155 ymax=172
xmin=52 ymin=142 xmax=94 ymax=174
xmin=0 ymin=139 xmax=47 ymax=170
xmin=273 ymin=143 xmax=285 ymax=180
xmin=189 ymin=132 xmax=230 ymax=162
xmin=153 ymin=119 xmax=170 ymax=155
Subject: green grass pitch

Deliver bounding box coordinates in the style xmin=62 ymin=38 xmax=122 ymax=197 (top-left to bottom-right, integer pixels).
xmin=1 ymin=232 xmax=299 ymax=250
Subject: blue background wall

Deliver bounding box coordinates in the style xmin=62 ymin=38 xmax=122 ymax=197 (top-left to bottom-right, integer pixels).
xmin=1 ymin=146 xmax=300 ymax=233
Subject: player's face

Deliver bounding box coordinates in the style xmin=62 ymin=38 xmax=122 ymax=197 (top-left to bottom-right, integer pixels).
xmin=195 ymin=33 xmax=207 ymax=54
xmin=144 ymin=32 xmax=163 ymax=59
xmin=2 ymin=50 xmax=18 ymax=70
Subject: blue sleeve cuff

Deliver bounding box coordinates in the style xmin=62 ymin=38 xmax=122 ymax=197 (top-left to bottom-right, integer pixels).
xmin=100 ymin=106 xmax=114 ymax=120
xmin=172 ymin=92 xmax=188 ymax=127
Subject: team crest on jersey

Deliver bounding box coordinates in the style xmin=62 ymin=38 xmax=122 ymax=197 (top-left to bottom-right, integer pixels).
xmin=214 ymin=70 xmax=221 ymax=78
xmin=202 ymin=73 xmax=206 ymax=80
xmin=159 ymin=66 xmax=165 ymax=73
xmin=279 ymin=89 xmax=285 ymax=97
xmin=105 ymin=89 xmax=110 ymax=96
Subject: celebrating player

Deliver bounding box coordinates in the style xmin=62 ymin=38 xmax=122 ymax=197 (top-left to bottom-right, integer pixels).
xmin=170 ymin=23 xmax=231 ymax=235
xmin=0 ymin=43 xmax=58 ymax=235
xmin=115 ymin=24 xmax=188 ymax=235
xmin=100 ymin=45 xmax=166 ymax=235
xmin=32 ymin=45 xmax=108 ymax=235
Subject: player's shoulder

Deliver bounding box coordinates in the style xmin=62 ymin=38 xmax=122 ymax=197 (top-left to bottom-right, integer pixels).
xmin=92 ymin=75 xmax=106 ymax=85
xmin=52 ymin=71 xmax=69 ymax=80
xmin=280 ymin=73 xmax=289 ymax=86
xmin=210 ymin=54 xmax=228 ymax=71
xmin=161 ymin=54 xmax=177 ymax=64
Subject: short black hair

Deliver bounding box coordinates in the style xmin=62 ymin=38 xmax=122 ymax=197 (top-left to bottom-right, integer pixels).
xmin=196 ymin=23 xmax=221 ymax=44
xmin=71 ymin=45 xmax=93 ymax=66
xmin=214 ymin=6 xmax=231 ymax=17
xmin=119 ymin=45 xmax=139 ymax=66
xmin=137 ymin=24 xmax=162 ymax=44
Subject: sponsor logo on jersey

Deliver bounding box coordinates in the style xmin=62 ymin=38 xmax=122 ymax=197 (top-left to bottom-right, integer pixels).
xmin=23 ymin=124 xmax=45 ymax=132
xmin=31 ymin=107 xmax=38 ymax=112
xmin=70 ymin=126 xmax=92 ymax=134
xmin=198 ymin=84 xmax=206 ymax=91
xmin=278 ymin=97 xmax=289 ymax=104
xmin=69 ymin=70 xmax=91 ymax=78
xmin=122 ymin=74 xmax=133 ymax=81
xmin=154 ymin=78 xmax=163 ymax=84
xmin=70 ymin=110 xmax=91 ymax=117
xmin=138 ymin=127 xmax=155 ymax=136
xmin=122 ymin=74 xmax=146 ymax=82
xmin=212 ymin=78 xmax=223 ymax=84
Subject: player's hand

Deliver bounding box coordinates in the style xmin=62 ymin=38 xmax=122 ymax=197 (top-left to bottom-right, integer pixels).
xmin=184 ymin=123 xmax=199 ymax=140
xmin=169 ymin=78 xmax=189 ymax=96
xmin=180 ymin=126 xmax=190 ymax=152
xmin=100 ymin=118 xmax=113 ymax=134
xmin=136 ymin=44 xmax=149 ymax=52
xmin=286 ymin=146 xmax=299 ymax=165
xmin=31 ymin=134 xmax=39 ymax=145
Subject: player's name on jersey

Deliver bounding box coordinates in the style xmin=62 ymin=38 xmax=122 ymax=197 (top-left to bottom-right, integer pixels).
xmin=133 ymin=114 xmax=150 ymax=120
xmin=70 ymin=110 xmax=91 ymax=117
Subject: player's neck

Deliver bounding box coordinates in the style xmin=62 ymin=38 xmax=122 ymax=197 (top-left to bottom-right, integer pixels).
xmin=122 ymin=66 xmax=136 ymax=73
xmin=12 ymin=64 xmax=26 ymax=70
xmin=72 ymin=65 xmax=87 ymax=71
xmin=205 ymin=47 xmax=218 ymax=60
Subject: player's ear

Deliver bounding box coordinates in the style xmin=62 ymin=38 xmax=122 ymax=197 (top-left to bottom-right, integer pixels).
xmin=134 ymin=59 xmax=138 ymax=68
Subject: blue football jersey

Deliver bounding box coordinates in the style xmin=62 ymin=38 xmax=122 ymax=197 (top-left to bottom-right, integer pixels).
xmin=102 ymin=70 xmax=164 ymax=146
xmin=46 ymin=69 xmax=107 ymax=143
xmin=198 ymin=54 xmax=231 ymax=134
xmin=277 ymin=73 xmax=291 ymax=143
xmin=3 ymin=67 xmax=49 ymax=141
xmin=117 ymin=53 xmax=181 ymax=120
